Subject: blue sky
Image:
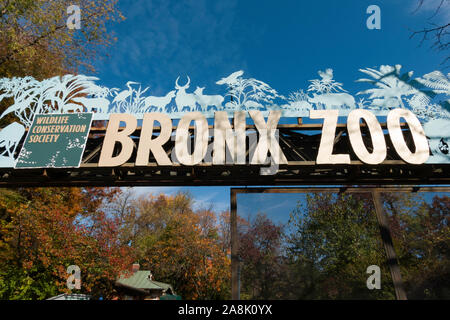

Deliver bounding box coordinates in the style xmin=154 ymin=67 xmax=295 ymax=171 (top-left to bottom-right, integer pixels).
xmin=91 ymin=0 xmax=449 ymax=220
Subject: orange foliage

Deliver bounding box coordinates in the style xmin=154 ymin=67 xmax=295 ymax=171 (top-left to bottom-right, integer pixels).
xmin=128 ymin=193 xmax=231 ymax=300
xmin=0 ymin=187 xmax=135 ymax=299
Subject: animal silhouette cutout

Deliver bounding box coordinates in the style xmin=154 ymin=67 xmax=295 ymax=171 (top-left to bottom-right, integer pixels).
xmin=174 ymin=76 xmax=197 ymax=112
xmin=308 ymin=93 xmax=356 ymax=109
xmin=216 ymin=70 xmax=244 ymax=86
xmin=143 ymin=90 xmax=176 ymax=112
xmin=72 ymin=97 xmax=110 ymax=113
xmin=194 ymin=87 xmax=224 ymax=112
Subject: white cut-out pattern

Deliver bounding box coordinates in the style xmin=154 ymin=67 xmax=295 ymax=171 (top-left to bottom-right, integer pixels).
xmin=0 ymin=65 xmax=449 ymax=167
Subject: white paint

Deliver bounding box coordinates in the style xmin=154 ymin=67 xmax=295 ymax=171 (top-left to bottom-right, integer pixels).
xmin=99 ymin=114 xmax=137 ymax=167
xmin=310 ymin=110 xmax=350 ymax=164
xmin=136 ymin=113 xmax=173 ymax=166
xmin=175 ymin=112 xmax=209 ymax=165
xmin=249 ymin=110 xmax=287 ymax=165
xmin=309 ymin=92 xmax=356 ymax=109
xmin=348 ymin=109 xmax=386 ymax=164
xmin=387 ymin=109 xmax=429 ymax=164
xmin=213 ymin=111 xmax=246 ymax=165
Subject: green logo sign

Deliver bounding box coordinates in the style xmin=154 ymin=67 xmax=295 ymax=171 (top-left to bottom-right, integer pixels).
xmin=16 ymin=113 xmax=93 ymax=168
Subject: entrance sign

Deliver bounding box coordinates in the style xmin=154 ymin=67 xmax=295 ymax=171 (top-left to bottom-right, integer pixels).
xmin=312 ymin=109 xmax=430 ymax=165
xmin=174 ymin=111 xmax=209 ymax=166
xmin=96 ymin=109 xmax=430 ymax=168
xmin=311 ymin=110 xmax=351 ymax=164
xmin=347 ymin=109 xmax=386 ymax=165
xmin=0 ymin=65 xmax=448 ymax=186
xmin=387 ymin=109 xmax=430 ymax=164
xmin=15 ymin=113 xmax=92 ymax=169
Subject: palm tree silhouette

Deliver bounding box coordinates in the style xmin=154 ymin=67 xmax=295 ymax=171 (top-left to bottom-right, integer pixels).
xmin=357 ymin=65 xmax=415 ymax=109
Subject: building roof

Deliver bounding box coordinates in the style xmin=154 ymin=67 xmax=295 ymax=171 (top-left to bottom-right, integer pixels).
xmin=116 ymin=271 xmax=174 ymax=293
xmin=47 ymin=293 xmax=91 ymax=300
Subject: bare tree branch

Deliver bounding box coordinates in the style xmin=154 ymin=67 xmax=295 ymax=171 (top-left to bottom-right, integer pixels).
xmin=411 ymin=0 xmax=425 ymax=14
xmin=428 ymin=0 xmax=445 ymax=20
xmin=410 ymin=0 xmax=450 ymax=66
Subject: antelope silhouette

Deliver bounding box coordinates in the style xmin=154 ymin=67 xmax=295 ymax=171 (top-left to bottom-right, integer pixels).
xmin=143 ymin=90 xmax=176 ymax=112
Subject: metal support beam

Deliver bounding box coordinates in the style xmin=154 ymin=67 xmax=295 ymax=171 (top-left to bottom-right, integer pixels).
xmin=372 ymin=190 xmax=408 ymax=300
xmin=230 ymin=188 xmax=239 ymax=300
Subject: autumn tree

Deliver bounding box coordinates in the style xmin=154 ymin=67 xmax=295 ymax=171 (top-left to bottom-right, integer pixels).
xmin=0 ymin=0 xmax=128 ymax=300
xmin=0 ymin=0 xmax=124 ymax=78
xmin=0 ymin=187 xmax=135 ymax=299
xmin=0 ymin=0 xmax=123 ymax=127
xmin=238 ymin=212 xmax=287 ymax=300
xmin=109 ymin=192 xmax=231 ymax=300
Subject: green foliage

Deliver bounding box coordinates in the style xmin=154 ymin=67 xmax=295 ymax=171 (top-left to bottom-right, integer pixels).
xmin=384 ymin=193 xmax=450 ymax=299
xmin=239 ymin=192 xmax=449 ymax=300
xmin=287 ymin=193 xmax=395 ymax=299
xmin=0 ymin=0 xmax=124 ymax=78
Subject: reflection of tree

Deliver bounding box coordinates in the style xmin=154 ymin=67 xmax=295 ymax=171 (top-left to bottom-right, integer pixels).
xmin=238 ymin=212 xmax=286 ymax=300
xmin=284 ymin=192 xmax=450 ymax=300
xmin=287 ymin=193 xmax=394 ymax=299
xmin=383 ymin=193 xmax=450 ymax=299
xmin=357 ymin=65 xmax=416 ymax=110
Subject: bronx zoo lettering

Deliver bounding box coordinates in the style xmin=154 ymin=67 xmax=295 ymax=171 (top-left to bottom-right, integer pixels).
xmin=98 ymin=109 xmax=430 ymax=169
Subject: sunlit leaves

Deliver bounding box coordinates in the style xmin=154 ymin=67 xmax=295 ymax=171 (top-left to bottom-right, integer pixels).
xmin=0 ymin=187 xmax=134 ymax=300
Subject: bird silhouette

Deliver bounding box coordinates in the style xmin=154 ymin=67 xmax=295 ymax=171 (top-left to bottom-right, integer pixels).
xmin=112 ymin=81 xmax=139 ymax=104
xmin=216 ymin=70 xmax=244 ymax=86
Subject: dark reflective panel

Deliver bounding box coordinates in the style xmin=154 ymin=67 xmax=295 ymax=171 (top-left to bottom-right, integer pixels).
xmin=380 ymin=192 xmax=450 ymax=299
xmin=236 ymin=192 xmax=395 ymax=300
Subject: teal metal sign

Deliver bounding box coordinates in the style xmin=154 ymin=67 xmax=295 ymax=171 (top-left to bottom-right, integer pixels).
xmin=15 ymin=113 xmax=93 ymax=168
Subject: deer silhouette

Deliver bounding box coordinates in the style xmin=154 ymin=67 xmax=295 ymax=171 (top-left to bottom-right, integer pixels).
xmin=194 ymin=87 xmax=224 ymax=112
xmin=174 ymin=76 xmax=197 ymax=112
